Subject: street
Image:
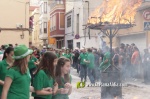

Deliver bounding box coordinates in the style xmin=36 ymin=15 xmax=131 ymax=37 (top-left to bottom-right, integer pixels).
xmin=70 ymin=67 xmax=150 ymax=99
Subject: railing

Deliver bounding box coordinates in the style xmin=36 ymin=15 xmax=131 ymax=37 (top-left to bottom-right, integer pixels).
xmin=50 ymin=0 xmax=64 ymax=9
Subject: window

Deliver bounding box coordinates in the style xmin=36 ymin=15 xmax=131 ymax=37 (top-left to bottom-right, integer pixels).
xmin=67 ymin=15 xmax=71 ymax=27
xmin=77 ymin=14 xmax=79 ymax=34
xmin=68 ymin=40 xmax=73 ymax=49
xmin=44 ymin=2 xmax=47 ymax=14
xmin=44 ymin=22 xmax=47 ymax=33
xmin=53 ymin=15 xmax=56 ymax=30
xmin=50 ymin=14 xmax=56 ymax=31
xmin=77 ymin=42 xmax=80 ymax=49
xmin=40 ymin=24 xmax=42 ymax=34
xmin=60 ymin=13 xmax=65 ymax=28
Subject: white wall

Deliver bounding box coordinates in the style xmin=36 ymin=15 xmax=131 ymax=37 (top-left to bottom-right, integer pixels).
xmin=65 ymin=0 xmax=103 ymax=49
xmin=39 ymin=0 xmax=48 ymax=40
xmin=72 ymin=0 xmax=103 ymax=49
xmin=65 ymin=0 xmax=74 ymax=13
xmin=65 ymin=10 xmax=74 ymax=47
xmin=0 ymin=0 xmax=29 ymax=47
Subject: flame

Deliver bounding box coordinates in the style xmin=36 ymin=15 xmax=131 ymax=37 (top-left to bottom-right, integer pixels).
xmin=88 ymin=0 xmax=142 ymax=24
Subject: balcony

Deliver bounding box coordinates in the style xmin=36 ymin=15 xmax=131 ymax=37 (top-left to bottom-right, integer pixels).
xmin=39 ymin=28 xmax=48 ymax=40
xmin=50 ymin=0 xmax=64 ymax=10
xmin=39 ymin=33 xmax=48 ymax=40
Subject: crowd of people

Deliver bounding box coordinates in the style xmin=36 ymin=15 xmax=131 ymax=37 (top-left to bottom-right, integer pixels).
xmin=0 ymin=44 xmax=72 ymax=99
xmin=0 ymin=42 xmax=150 ymax=99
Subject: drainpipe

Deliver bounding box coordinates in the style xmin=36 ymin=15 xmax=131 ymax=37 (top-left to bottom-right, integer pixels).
xmin=85 ymin=1 xmax=90 ymax=39
xmin=72 ymin=8 xmax=74 ymax=36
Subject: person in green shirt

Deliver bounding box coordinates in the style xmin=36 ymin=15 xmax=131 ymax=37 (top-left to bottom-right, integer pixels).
xmin=99 ymin=46 xmax=111 ymax=71
xmin=0 ymin=47 xmax=14 ymax=97
xmin=28 ymin=52 xmax=39 ymax=85
xmin=63 ymin=49 xmax=72 ymax=62
xmin=79 ymin=48 xmax=88 ymax=82
xmin=32 ymin=52 xmax=58 ymax=99
xmin=1 ymin=44 xmax=33 ymax=99
xmin=53 ymin=57 xmax=72 ymax=99
xmin=84 ymin=48 xmax=95 ymax=84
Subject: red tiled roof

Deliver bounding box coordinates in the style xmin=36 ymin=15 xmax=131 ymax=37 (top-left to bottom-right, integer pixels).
xmin=30 ymin=6 xmax=38 ymax=11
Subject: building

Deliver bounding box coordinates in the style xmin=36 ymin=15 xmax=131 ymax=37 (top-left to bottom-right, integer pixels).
xmin=65 ymin=9 xmax=74 ymax=49
xmin=50 ymin=0 xmax=65 ymax=49
xmin=38 ymin=0 xmax=49 ymax=46
xmin=29 ymin=6 xmax=38 ymax=47
xmin=65 ymin=0 xmax=103 ymax=49
xmin=48 ymin=20 xmax=56 ymax=48
xmin=64 ymin=1 xmax=74 ymax=49
xmin=0 ymin=0 xmax=30 ymax=47
xmin=30 ymin=8 xmax=43 ymax=48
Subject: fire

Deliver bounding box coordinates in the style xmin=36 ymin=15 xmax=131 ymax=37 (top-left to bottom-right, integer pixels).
xmin=88 ymin=0 xmax=142 ymax=24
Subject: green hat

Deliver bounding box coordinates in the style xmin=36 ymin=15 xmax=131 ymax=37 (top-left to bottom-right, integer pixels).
xmin=14 ymin=45 xmax=33 ymax=60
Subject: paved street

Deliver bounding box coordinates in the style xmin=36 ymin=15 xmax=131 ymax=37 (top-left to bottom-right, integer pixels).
xmin=69 ymin=67 xmax=150 ymax=99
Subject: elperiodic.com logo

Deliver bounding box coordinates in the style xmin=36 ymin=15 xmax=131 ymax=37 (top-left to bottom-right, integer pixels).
xmin=76 ymin=82 xmax=127 ymax=89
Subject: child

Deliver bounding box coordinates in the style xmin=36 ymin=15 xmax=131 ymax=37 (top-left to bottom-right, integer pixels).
xmin=53 ymin=57 xmax=72 ymax=99
xmin=1 ymin=45 xmax=33 ymax=99
xmin=32 ymin=52 xmax=58 ymax=99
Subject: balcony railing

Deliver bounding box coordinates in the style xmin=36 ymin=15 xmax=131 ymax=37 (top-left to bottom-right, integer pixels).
xmin=50 ymin=0 xmax=64 ymax=9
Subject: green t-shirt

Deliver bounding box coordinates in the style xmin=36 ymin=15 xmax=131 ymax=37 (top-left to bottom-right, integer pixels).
xmin=63 ymin=54 xmax=72 ymax=59
xmin=80 ymin=53 xmax=88 ymax=65
xmin=52 ymin=75 xmax=72 ymax=99
xmin=99 ymin=52 xmax=111 ymax=71
xmin=0 ymin=59 xmax=9 ymax=96
xmin=28 ymin=56 xmax=38 ymax=70
xmin=87 ymin=53 xmax=95 ymax=69
xmin=32 ymin=70 xmax=54 ymax=99
xmin=6 ymin=67 xmax=31 ymax=99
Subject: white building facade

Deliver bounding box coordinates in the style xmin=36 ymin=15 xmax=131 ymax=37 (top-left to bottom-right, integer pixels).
xmin=65 ymin=0 xmax=103 ymax=49
xmin=65 ymin=1 xmax=74 ymax=49
xmin=38 ymin=0 xmax=50 ymax=46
